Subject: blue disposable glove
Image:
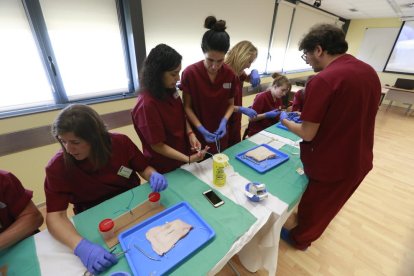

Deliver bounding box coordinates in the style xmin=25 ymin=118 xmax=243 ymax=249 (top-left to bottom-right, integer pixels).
xmin=264 ymin=110 xmax=281 ymax=119
xmin=239 ymin=106 xmax=257 ymax=119
xmin=197 ymin=125 xmax=216 ymax=143
xmin=286 ymin=112 xmax=302 ymax=123
xmin=287 ymin=112 xmax=299 ymax=119
xmin=293 ymin=116 xmax=303 ymax=123
xmin=215 ymin=118 xmax=228 ymax=139
xmin=149 ymin=171 xmax=168 ymax=192
xmin=74 ymin=239 xmax=117 ymax=275
xmin=279 ymin=111 xmax=288 ymax=125
xmin=250 ymin=69 xmax=261 ymax=88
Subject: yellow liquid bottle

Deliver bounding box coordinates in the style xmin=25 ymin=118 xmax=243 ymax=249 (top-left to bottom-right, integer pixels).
xmin=213 ymin=153 xmax=229 ymax=187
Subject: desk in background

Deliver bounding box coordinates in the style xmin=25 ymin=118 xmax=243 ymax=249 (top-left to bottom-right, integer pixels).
xmin=383 ymin=85 xmax=414 ymax=115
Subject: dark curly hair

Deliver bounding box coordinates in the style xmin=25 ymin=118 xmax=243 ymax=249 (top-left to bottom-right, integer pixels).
xmin=299 ymin=24 xmax=348 ymax=55
xmin=201 ymin=16 xmax=230 ymax=53
xmin=139 ymin=44 xmax=182 ymax=100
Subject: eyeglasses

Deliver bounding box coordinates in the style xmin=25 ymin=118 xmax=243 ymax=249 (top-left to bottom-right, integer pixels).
xmin=301 ymin=52 xmax=308 ymax=62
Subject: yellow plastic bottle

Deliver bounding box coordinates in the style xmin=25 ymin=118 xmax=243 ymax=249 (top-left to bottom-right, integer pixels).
xmin=212 ymin=153 xmax=229 ymax=187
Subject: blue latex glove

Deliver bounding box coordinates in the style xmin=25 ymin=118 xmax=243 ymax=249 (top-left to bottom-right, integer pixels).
xmin=149 ymin=171 xmax=168 ymax=192
xmin=239 ymin=106 xmax=257 ymax=119
xmin=197 ymin=125 xmax=216 ymax=143
xmin=215 ymin=118 xmax=228 ymax=139
xmin=293 ymin=116 xmax=303 ymax=123
xmin=279 ymin=111 xmax=288 ymax=125
xmin=287 ymin=112 xmax=299 ymax=119
xmin=250 ymin=69 xmax=261 ymax=88
xmin=286 ymin=112 xmax=302 ymax=123
xmin=264 ymin=110 xmax=281 ymax=119
xmin=74 ymin=239 xmax=117 ymax=275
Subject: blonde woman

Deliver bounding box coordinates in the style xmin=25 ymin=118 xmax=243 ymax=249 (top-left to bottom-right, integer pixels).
xmin=225 ymin=40 xmax=260 ymax=145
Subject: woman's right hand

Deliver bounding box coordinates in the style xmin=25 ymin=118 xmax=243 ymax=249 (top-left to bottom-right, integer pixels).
xmin=190 ymin=145 xmax=210 ymax=162
xmin=74 ymin=238 xmax=117 ymax=275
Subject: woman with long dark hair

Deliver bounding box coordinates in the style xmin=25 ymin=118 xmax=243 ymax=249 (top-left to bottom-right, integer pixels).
xmin=44 ymin=104 xmax=167 ymax=275
xmin=132 ymin=44 xmax=208 ymax=173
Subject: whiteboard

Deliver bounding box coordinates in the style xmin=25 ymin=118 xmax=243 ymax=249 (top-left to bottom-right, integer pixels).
xmin=357 ymin=27 xmax=400 ymax=71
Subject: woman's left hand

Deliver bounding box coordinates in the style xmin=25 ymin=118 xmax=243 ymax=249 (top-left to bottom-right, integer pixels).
xmin=149 ymin=172 xmax=168 ymax=192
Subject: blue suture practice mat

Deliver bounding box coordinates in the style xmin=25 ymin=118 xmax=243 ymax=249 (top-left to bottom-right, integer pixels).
xmin=118 ymin=202 xmax=215 ymax=276
xmin=235 ymin=143 xmax=290 ymax=173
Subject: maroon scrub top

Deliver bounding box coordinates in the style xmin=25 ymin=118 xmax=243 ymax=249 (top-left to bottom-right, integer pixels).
xmin=181 ymin=60 xmax=237 ymax=153
xmin=228 ymin=73 xmax=248 ymax=146
xmin=132 ymin=90 xmax=190 ymax=173
xmin=247 ymin=90 xmax=283 ymax=136
xmin=0 ymin=170 xmax=33 ymax=232
xmin=300 ymin=54 xmax=381 ymax=182
xmin=45 ymin=133 xmax=149 ymax=214
xmin=292 ymin=89 xmax=305 ymax=112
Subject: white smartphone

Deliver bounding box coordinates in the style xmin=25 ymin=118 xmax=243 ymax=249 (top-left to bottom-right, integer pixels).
xmin=203 ymin=189 xmax=224 ymax=208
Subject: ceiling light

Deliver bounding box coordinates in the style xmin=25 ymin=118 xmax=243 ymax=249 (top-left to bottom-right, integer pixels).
xmin=313 ymin=0 xmax=321 ymax=8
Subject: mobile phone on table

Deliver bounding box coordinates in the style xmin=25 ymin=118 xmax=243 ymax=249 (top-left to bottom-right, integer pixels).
xmin=203 ymin=189 xmax=224 ymax=208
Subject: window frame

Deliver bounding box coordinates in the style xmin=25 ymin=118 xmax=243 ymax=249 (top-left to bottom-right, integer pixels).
xmin=0 ymin=0 xmax=145 ymax=119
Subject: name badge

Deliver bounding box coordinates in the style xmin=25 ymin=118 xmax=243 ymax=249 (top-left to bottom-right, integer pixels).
xmin=117 ymin=166 xmax=133 ymax=178
xmin=223 ymin=83 xmax=232 ymax=89
xmin=173 ymin=91 xmax=180 ymax=99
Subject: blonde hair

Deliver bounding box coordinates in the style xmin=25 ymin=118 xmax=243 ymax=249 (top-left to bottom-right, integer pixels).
xmin=271 ymin=73 xmax=291 ymax=91
xmin=225 ymin=41 xmax=258 ymax=76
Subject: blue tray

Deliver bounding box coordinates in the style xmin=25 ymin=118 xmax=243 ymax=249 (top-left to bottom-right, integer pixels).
xmin=235 ymin=143 xmax=290 ymax=173
xmin=276 ymin=122 xmax=289 ymax=131
xmin=118 ymin=202 xmax=215 ymax=276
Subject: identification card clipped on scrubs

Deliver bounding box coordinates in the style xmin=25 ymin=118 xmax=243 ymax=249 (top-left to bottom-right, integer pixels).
xmin=223 ymin=83 xmax=232 ymax=89
xmin=117 ymin=166 xmax=133 ymax=178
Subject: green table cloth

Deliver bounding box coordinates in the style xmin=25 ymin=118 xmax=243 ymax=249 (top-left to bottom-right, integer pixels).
xmin=74 ymin=168 xmax=256 ymax=275
xmin=223 ymin=133 xmax=308 ymax=210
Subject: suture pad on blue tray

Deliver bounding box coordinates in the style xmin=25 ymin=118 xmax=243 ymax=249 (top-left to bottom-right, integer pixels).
xmin=118 ymin=202 xmax=215 ymax=276
xmin=235 ymin=143 xmax=290 ymax=173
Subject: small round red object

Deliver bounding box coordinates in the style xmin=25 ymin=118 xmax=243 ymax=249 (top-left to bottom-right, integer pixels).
xmin=148 ymin=192 xmax=160 ymax=202
xmin=99 ymin=218 xmax=114 ymax=232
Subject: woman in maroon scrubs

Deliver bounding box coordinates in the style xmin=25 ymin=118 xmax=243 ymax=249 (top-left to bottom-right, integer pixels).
xmin=131 ymin=44 xmax=208 ymax=173
xmin=45 ymin=104 xmax=167 ymax=275
xmin=181 ymin=16 xmax=237 ymax=154
xmin=247 ymin=73 xmax=291 ymax=137
xmin=225 ymin=40 xmax=260 ymax=146
xmin=0 ymin=170 xmax=43 ymax=250
xmin=291 ymin=75 xmax=314 ymax=112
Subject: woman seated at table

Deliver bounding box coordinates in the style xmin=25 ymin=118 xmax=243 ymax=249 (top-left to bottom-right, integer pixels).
xmin=132 ymin=44 xmax=209 ymax=173
xmin=44 ymin=104 xmax=168 ymax=275
xmin=0 ymin=170 xmax=43 ymax=250
xmin=246 ymin=73 xmax=291 ymax=137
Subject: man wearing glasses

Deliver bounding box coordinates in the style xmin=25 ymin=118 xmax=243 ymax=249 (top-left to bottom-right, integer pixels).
xmin=280 ymin=24 xmax=381 ymax=250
